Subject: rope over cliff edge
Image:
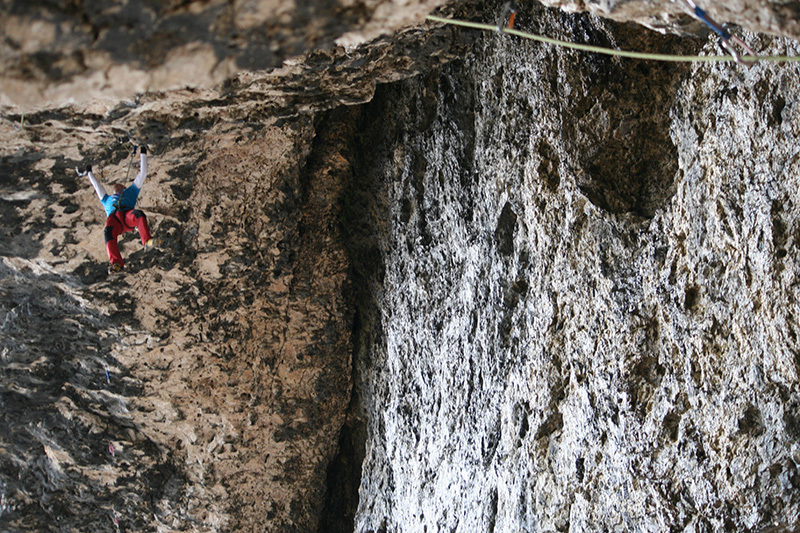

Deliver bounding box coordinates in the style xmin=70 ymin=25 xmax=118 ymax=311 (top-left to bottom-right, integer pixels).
xmin=426 ymin=15 xmax=800 ymax=63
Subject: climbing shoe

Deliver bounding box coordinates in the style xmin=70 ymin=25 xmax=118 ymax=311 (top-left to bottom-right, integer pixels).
xmin=108 ymin=263 xmax=123 ymax=275
xmin=144 ymin=237 xmax=161 ymax=250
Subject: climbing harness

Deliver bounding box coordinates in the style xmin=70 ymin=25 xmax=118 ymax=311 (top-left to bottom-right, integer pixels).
xmin=683 ymin=0 xmax=756 ymax=64
xmin=111 ymin=194 xmax=132 ymax=216
xmin=426 ymin=14 xmax=800 ymax=64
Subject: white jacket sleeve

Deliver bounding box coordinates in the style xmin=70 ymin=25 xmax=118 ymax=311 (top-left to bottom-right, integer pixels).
xmin=88 ymin=171 xmax=106 ymax=201
xmin=133 ymin=153 xmax=148 ymax=189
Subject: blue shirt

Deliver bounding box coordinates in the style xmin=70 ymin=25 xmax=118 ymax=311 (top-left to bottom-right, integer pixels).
xmin=101 ymin=185 xmax=141 ymax=217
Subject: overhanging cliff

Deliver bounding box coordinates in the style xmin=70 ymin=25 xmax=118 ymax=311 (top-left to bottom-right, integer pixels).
xmin=2 ymin=1 xmax=800 ymax=532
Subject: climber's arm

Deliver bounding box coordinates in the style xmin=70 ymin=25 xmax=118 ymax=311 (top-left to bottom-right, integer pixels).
xmin=133 ymin=147 xmax=148 ymax=190
xmin=85 ymin=166 xmax=106 ymax=201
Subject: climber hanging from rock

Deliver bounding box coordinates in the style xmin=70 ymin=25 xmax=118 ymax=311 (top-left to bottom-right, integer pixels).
xmin=78 ymin=145 xmax=160 ymax=275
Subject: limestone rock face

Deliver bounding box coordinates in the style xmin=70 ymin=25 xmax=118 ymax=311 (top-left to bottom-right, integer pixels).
xmin=537 ymin=0 xmax=800 ymax=38
xmin=0 ymin=101 xmax=354 ymax=532
xmin=0 ymin=0 xmax=452 ymax=108
xmin=351 ymin=5 xmax=800 ymax=532
xmin=4 ymin=0 xmax=800 ymax=109
xmin=2 ymin=0 xmax=800 ymax=532
xmin=0 ymin=17 xmax=471 ymax=532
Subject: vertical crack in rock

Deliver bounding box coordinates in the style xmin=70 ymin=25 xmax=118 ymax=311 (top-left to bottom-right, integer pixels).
xmin=307 ymin=104 xmax=371 ymax=533
xmin=317 ymin=383 xmax=367 ymax=533
xmin=253 ymin=104 xmax=358 ymax=532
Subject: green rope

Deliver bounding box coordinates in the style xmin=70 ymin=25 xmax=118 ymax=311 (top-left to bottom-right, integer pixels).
xmin=426 ymin=15 xmax=800 ymax=63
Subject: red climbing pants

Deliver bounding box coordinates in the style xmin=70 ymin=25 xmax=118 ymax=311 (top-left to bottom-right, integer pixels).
xmin=104 ymin=209 xmax=152 ymax=268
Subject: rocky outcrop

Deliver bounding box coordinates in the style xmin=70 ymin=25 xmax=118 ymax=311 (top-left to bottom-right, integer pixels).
xmin=538 ymin=0 xmax=800 ymax=39
xmin=351 ymin=4 xmax=800 ymax=531
xmin=2 ymin=1 xmax=800 ymax=532
xmin=0 ymin=0 xmax=453 ymax=108
xmin=5 ymin=0 xmax=800 ymax=109
xmin=0 ymin=94 xmax=354 ymax=532
xmin=0 ymin=14 xmax=472 ymax=531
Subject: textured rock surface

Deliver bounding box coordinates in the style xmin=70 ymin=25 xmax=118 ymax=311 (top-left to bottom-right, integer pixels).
xmin=5 ymin=0 xmax=800 ymax=109
xmin=0 ymin=102 xmax=354 ymax=532
xmin=537 ymin=0 xmax=800 ymax=38
xmin=0 ymin=0 xmax=452 ymax=108
xmin=2 ymin=0 xmax=800 ymax=532
xmin=352 ymin=4 xmax=800 ymax=532
xmin=0 ymin=16 xmax=472 ymax=531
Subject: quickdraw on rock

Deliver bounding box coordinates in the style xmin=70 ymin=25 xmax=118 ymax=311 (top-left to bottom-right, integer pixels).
xmin=684 ymin=0 xmax=757 ymax=64
xmin=499 ymin=1 xmax=517 ymax=30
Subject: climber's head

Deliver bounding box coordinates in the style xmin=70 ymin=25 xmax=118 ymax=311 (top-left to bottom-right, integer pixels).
xmin=113 ymin=184 xmax=124 ymax=195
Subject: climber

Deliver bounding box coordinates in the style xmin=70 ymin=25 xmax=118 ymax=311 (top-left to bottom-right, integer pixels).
xmin=78 ymin=145 xmax=160 ymax=274
xmin=684 ymin=0 xmax=756 ymax=63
